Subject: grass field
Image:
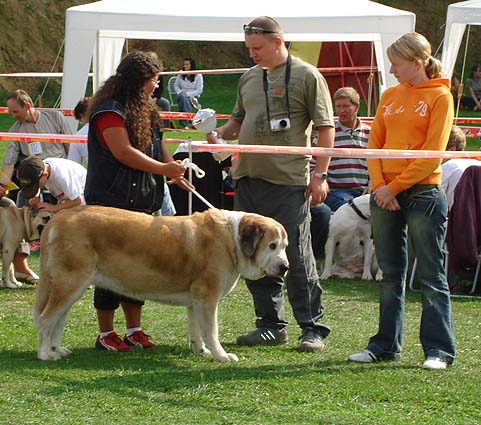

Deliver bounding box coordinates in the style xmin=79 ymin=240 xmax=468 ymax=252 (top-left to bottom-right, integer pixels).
xmin=1 ymin=82 xmax=481 ymax=424
xmin=1 ymin=252 xmax=481 ymax=424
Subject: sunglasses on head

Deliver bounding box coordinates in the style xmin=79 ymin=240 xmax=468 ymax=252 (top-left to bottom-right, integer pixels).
xmin=243 ymin=24 xmax=277 ymax=35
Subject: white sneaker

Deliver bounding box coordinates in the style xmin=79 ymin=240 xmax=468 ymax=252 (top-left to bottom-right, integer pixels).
xmin=422 ymin=357 xmax=447 ymax=370
xmin=348 ymin=349 xmax=378 ymax=363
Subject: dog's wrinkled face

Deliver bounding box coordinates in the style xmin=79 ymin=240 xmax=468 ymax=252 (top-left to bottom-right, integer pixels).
xmin=26 ymin=209 xmax=54 ymax=241
xmin=238 ymin=214 xmax=289 ymax=280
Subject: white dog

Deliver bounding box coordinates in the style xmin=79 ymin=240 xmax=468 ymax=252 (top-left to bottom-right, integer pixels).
xmin=320 ymin=194 xmax=382 ymax=281
xmin=35 ymin=206 xmax=289 ymax=362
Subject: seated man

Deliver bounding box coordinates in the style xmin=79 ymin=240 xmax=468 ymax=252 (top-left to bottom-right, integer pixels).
xmin=441 ymin=125 xmax=481 ymax=212
xmin=310 ymin=87 xmax=370 ymax=261
xmin=17 ymin=156 xmax=86 ymax=212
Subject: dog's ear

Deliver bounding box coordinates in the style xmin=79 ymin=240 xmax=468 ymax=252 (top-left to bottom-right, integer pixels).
xmin=239 ymin=216 xmax=265 ymax=259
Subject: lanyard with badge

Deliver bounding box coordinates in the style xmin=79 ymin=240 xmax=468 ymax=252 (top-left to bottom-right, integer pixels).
xmin=27 ymin=112 xmax=43 ymax=155
xmin=263 ymin=54 xmax=292 ymax=132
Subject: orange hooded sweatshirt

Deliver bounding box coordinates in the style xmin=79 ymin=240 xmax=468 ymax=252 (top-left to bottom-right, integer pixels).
xmin=367 ymin=78 xmax=454 ymax=196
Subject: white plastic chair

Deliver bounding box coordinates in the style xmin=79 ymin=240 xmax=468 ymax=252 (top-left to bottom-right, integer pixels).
xmin=167 ymin=76 xmax=177 ymax=107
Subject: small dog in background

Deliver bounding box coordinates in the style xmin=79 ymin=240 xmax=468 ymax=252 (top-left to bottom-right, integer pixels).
xmin=0 ymin=207 xmax=52 ymax=289
xmin=320 ymin=194 xmax=382 ymax=281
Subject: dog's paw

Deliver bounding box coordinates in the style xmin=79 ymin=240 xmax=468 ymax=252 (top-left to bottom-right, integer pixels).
xmin=4 ymin=280 xmax=21 ymax=289
xmin=195 ymin=347 xmax=213 ymax=357
xmin=319 ymin=270 xmax=331 ymax=280
xmin=375 ymin=270 xmax=383 ymax=281
xmin=38 ymin=350 xmax=61 ymax=361
xmin=225 ymin=353 xmax=239 ymax=362
xmin=56 ymin=347 xmax=72 ymax=358
xmin=361 ymin=272 xmax=373 ymax=281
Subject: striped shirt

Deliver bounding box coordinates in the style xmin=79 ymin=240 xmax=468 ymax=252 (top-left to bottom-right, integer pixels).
xmin=326 ymin=119 xmax=370 ymax=190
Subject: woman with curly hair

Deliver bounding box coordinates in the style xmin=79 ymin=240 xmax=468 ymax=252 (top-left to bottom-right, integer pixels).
xmin=85 ymin=51 xmax=191 ymax=352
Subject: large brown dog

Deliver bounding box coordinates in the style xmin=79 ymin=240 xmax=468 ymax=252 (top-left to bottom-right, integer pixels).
xmin=0 ymin=206 xmax=52 ymax=289
xmin=35 ymin=206 xmax=289 ymax=362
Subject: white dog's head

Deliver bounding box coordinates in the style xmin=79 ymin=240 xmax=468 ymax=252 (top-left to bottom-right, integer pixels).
xmin=237 ymin=213 xmax=289 ymax=280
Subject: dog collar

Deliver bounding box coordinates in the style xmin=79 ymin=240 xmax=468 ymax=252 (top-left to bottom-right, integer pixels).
xmin=348 ymin=198 xmax=369 ymax=221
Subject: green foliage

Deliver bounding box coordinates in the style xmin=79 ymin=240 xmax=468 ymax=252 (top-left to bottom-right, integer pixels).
xmin=1 ymin=251 xmax=481 ymax=424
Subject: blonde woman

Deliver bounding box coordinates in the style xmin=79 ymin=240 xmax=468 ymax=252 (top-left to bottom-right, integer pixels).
xmin=348 ymin=33 xmax=455 ymax=370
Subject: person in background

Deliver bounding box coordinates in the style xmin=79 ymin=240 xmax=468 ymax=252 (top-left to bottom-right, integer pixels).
xmin=68 ymin=97 xmax=90 ymax=167
xmin=460 ymin=64 xmax=481 ymax=111
xmin=174 ymin=57 xmax=203 ymax=128
xmin=441 ymin=125 xmax=481 ymax=212
xmin=348 ymin=32 xmax=456 ymax=370
xmin=85 ymin=51 xmax=192 ymax=353
xmin=208 ymin=16 xmax=334 ymax=352
xmin=152 ymin=60 xmax=171 ymax=112
xmin=1 ymin=89 xmax=71 ymax=285
xmin=310 ymin=87 xmax=370 ymax=261
xmin=17 ymin=156 xmax=86 ymax=212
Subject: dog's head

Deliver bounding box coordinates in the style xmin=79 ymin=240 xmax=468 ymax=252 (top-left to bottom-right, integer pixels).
xmin=22 ymin=207 xmax=54 ymax=241
xmin=237 ymin=213 xmax=289 ymax=280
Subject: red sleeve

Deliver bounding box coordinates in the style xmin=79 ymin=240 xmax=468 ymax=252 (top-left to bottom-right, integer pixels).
xmin=92 ymin=112 xmax=126 ymax=147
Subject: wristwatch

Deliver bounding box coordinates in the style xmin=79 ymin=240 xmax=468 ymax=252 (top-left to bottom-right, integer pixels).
xmin=312 ymin=172 xmax=328 ymax=181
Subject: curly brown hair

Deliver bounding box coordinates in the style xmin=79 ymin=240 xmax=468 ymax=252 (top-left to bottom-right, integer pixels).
xmin=89 ymin=51 xmax=160 ymax=152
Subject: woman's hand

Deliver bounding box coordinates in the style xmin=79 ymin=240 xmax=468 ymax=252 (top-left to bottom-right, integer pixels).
xmin=161 ymin=161 xmax=186 ymax=179
xmin=168 ymin=176 xmax=195 ymax=192
xmin=373 ymin=185 xmax=400 ymax=211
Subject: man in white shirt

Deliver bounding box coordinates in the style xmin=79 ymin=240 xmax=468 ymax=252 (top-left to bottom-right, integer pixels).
xmin=17 ymin=156 xmax=86 ymax=212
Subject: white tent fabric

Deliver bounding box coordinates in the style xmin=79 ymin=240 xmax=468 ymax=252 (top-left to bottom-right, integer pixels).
xmin=61 ymin=0 xmax=415 ymax=127
xmin=442 ymin=0 xmax=481 ymax=79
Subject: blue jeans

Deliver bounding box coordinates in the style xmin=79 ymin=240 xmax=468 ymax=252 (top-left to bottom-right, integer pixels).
xmin=177 ymin=94 xmax=196 ymax=127
xmin=310 ymin=203 xmax=332 ymax=259
xmin=325 ymin=188 xmax=364 ymax=212
xmin=367 ymin=185 xmax=455 ymax=364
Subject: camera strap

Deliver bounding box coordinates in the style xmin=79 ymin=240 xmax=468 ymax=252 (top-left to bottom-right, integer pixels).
xmin=262 ymin=54 xmax=292 ymax=123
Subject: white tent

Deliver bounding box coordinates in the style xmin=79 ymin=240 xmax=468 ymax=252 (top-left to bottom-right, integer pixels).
xmin=60 ymin=0 xmax=415 ymax=126
xmin=442 ymin=0 xmax=481 ymax=78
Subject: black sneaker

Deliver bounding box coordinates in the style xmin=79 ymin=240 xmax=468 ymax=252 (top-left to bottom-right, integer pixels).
xmin=298 ymin=328 xmax=326 ymax=352
xmin=236 ymin=328 xmax=288 ymax=346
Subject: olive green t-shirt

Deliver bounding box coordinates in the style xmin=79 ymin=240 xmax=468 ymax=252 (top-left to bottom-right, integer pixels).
xmin=232 ymin=55 xmax=334 ymax=186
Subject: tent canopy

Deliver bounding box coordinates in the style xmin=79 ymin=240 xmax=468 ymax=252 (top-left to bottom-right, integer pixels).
xmin=61 ymin=0 xmax=415 ymax=124
xmin=442 ymin=0 xmax=481 ymax=78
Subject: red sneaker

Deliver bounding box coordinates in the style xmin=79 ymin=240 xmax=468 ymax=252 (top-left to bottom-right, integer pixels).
xmin=123 ymin=330 xmax=156 ymax=349
xmin=95 ymin=331 xmax=134 ymax=352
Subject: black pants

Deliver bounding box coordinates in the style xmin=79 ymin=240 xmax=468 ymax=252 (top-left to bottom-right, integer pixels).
xmin=235 ymin=177 xmax=330 ymax=336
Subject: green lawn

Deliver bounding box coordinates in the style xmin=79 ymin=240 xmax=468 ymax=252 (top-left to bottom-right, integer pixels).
xmin=1 ymin=80 xmax=481 ymax=424
xmin=1 ymin=251 xmax=480 ymax=424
